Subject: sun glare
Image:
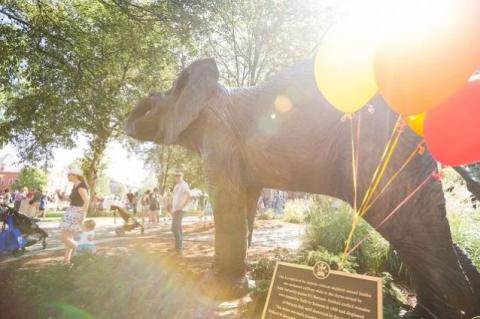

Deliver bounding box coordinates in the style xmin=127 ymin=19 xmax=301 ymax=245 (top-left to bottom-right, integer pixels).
xmin=336 ymin=0 xmax=458 ymax=46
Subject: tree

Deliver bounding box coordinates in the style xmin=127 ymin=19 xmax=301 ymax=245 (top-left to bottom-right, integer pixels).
xmin=95 ymin=172 xmax=111 ymax=198
xmin=197 ymin=0 xmax=334 ymax=86
xmin=0 ymin=0 xmax=198 ymax=212
xmin=11 ymin=166 xmax=47 ymax=191
xmin=141 ymin=144 xmax=205 ymax=192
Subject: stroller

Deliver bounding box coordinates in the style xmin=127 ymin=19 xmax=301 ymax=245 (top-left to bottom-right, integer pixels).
xmin=0 ymin=204 xmax=48 ymax=256
xmin=111 ymin=205 xmax=144 ymax=236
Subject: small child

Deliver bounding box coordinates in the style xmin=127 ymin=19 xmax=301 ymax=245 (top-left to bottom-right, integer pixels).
xmin=76 ymin=219 xmax=96 ymax=254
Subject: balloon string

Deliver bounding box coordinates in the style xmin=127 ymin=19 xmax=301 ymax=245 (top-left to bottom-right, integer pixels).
xmin=342 ymin=115 xmax=402 ymax=264
xmin=360 ymin=140 xmax=424 ymax=217
xmin=355 ymin=113 xmax=361 ymax=207
xmin=358 ymin=121 xmax=403 ymax=217
xmin=344 ymin=172 xmax=434 ymax=258
xmin=344 ymin=113 xmax=361 ymax=269
xmin=358 ymin=115 xmax=402 ymax=213
xmin=343 ymin=113 xmax=361 ymax=270
xmin=349 ymin=114 xmax=361 ymax=212
xmin=350 ymin=116 xmax=357 ymax=212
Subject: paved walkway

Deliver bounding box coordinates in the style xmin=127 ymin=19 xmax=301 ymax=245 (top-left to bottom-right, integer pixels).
xmin=185 ymin=222 xmax=305 ymax=249
xmin=0 ymin=217 xmax=305 ymax=264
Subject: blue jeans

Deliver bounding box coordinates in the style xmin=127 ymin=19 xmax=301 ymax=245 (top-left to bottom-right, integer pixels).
xmin=171 ymin=211 xmax=184 ymax=252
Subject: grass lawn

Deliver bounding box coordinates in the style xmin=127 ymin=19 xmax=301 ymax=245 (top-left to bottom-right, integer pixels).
xmin=0 ymin=221 xmax=281 ymax=319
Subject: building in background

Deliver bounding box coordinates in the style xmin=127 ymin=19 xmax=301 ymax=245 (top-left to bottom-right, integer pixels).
xmin=0 ymin=154 xmax=20 ymax=190
xmin=0 ymin=171 xmax=19 ymax=190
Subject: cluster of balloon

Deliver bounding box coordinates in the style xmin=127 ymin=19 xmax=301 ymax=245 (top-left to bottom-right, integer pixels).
xmin=315 ymin=0 xmax=480 ymax=166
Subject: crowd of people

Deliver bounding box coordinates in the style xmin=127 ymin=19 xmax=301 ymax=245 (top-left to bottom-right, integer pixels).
xmin=0 ymin=187 xmax=49 ymax=218
xmin=123 ymin=172 xmax=193 ymax=254
xmin=1 ymin=167 xmax=205 ymax=263
xmin=53 ymin=169 xmax=194 ymax=263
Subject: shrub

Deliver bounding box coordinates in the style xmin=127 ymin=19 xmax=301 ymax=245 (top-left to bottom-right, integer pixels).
xmin=257 ymin=209 xmax=275 ymax=220
xmin=303 ymin=199 xmax=409 ymax=282
xmin=11 ymin=166 xmax=47 ymax=191
xmin=294 ymin=248 xmax=357 ymax=272
xmin=282 ymin=199 xmax=311 ymax=224
xmin=282 ymin=210 xmax=303 ymax=224
xmin=383 ymin=272 xmax=410 ymax=319
xmin=249 ymin=248 xmax=295 ymax=280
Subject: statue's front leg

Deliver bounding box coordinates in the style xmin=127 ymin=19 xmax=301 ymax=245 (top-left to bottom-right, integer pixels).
xmin=202 ymin=180 xmax=249 ymax=299
xmin=213 ymin=189 xmax=248 ymax=277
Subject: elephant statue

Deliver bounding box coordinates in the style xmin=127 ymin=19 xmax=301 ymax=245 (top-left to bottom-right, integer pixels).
xmin=126 ymin=58 xmax=480 ymax=318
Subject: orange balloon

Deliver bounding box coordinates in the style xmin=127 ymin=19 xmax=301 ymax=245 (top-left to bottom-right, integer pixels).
xmin=375 ymin=0 xmax=480 ymax=115
xmin=405 ymin=113 xmax=425 ymax=136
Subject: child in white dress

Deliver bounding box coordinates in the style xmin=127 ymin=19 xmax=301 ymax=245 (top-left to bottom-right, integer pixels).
xmin=76 ymin=219 xmax=96 ymax=254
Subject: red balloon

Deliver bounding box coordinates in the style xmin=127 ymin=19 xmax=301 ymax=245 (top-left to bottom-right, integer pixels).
xmin=424 ymin=80 xmax=480 ymax=166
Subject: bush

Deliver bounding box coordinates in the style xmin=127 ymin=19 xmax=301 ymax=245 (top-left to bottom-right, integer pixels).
xmin=282 ymin=210 xmax=303 ymax=224
xmin=303 ymin=199 xmax=409 ymax=282
xmin=383 ymin=272 xmax=410 ymax=319
xmin=11 ymin=167 xmax=47 ymax=191
xmin=248 ymin=248 xmax=296 ymax=280
xmin=257 ymin=209 xmax=275 ymax=220
xmin=282 ymin=199 xmax=311 ymax=224
xmin=294 ymin=248 xmax=357 ymax=272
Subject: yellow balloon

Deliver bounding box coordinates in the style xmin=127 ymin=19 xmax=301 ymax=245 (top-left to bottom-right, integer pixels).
xmin=314 ymin=22 xmax=379 ymax=114
xmin=406 ymin=112 xmax=426 ymax=136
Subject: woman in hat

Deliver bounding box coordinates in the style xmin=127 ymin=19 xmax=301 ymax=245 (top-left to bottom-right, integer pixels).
xmin=56 ymin=167 xmax=90 ymax=264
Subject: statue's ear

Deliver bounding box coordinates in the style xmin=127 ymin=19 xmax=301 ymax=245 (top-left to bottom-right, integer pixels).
xmin=163 ymin=58 xmax=219 ymax=144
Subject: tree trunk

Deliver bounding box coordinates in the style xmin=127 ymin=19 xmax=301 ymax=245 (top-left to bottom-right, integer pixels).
xmin=84 ymin=134 xmax=109 ymax=215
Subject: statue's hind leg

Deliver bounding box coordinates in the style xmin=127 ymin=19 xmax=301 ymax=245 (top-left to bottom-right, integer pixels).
xmin=364 ymin=181 xmax=479 ymax=318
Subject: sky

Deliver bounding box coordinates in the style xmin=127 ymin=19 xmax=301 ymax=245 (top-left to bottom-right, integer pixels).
xmin=2 ymin=139 xmax=150 ymax=188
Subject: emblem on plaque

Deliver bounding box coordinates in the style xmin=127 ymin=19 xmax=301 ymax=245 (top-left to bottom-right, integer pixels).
xmin=313 ymin=261 xmax=331 ymax=280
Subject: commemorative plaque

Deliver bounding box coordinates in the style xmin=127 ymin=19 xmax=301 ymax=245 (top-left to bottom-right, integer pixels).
xmin=262 ymin=262 xmax=382 ymax=319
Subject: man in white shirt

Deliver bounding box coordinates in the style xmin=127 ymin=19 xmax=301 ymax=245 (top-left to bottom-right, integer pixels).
xmin=171 ymin=171 xmax=191 ymax=254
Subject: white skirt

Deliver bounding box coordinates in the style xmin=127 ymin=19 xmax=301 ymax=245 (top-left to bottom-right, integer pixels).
xmin=59 ymin=206 xmax=85 ymax=232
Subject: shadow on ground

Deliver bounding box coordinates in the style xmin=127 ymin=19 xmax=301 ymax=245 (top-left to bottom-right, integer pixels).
xmin=0 ymin=221 xmax=291 ymax=319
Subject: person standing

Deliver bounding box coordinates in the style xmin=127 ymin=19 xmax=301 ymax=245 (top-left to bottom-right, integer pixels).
xmin=149 ymin=188 xmax=161 ymax=225
xmin=3 ymin=188 xmax=11 ymax=205
xmin=56 ymin=167 xmax=90 ymax=264
xmin=132 ymin=192 xmax=138 ymax=215
xmin=19 ymin=187 xmax=32 ymax=216
xmin=29 ymin=187 xmax=43 ymax=217
xmin=14 ymin=187 xmax=27 ymax=212
xmin=140 ymin=190 xmax=150 ymax=226
xmin=38 ymin=194 xmax=47 ymax=218
xmin=125 ymin=191 xmax=133 ymax=210
xmin=171 ymin=172 xmax=191 ymax=255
